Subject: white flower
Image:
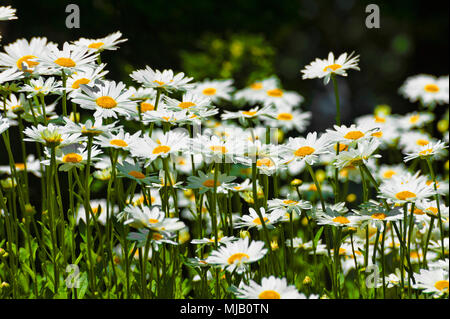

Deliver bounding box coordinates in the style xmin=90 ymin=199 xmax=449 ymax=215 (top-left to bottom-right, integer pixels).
xmin=326 ymin=124 xmax=379 ymax=145
xmin=205 ymin=237 xmax=267 ymax=274
xmin=72 ymin=80 xmax=136 ymax=119
xmin=73 ymin=31 xmax=127 ymax=52
xmin=0 ymin=67 xmax=23 ymax=84
xmin=413 ymin=268 xmax=449 ymax=297
xmin=400 ymin=74 xmax=449 ymax=106
xmin=403 ymin=140 xmax=448 ymax=162
xmin=0 ymin=6 xmax=17 ymax=20
xmin=0 ymin=37 xmax=53 ymax=74
xmin=234 ymin=276 xmax=305 ymax=299
xmin=283 ymin=132 xmax=332 ymax=166
xmin=94 ymin=128 xmax=141 ymax=151
xmin=21 ymin=76 xmax=62 ymax=97
xmin=130 ymin=66 xmax=193 ymax=92
xmin=301 ymin=51 xmax=360 ymax=84
xmin=263 ymin=107 xmax=311 ymax=133
xmin=65 ymin=63 xmax=108 ymax=96
xmin=333 ymin=139 xmax=381 ymax=169
xmin=130 ymin=130 xmax=188 ymax=162
xmin=235 ymin=207 xmax=285 ymax=229
xmin=39 ymin=42 xmax=98 ymax=74
xmin=191 ymin=79 xmax=234 ymax=102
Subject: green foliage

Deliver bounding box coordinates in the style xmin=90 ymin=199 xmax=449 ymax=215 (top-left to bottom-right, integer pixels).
xmin=180 ymin=33 xmax=276 ymax=86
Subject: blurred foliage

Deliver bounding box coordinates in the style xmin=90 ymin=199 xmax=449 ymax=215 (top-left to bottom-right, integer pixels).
xmin=180 ymin=33 xmax=275 ymax=87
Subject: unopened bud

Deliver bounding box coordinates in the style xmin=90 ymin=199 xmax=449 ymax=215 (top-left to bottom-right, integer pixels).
xmin=303 ymin=276 xmax=312 ymax=286
xmin=239 ymin=230 xmax=250 ymax=240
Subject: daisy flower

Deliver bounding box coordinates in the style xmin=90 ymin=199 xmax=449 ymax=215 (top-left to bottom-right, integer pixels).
xmin=413 ymin=268 xmax=449 ymax=297
xmin=72 ymin=80 xmax=136 ymax=119
xmin=0 ymin=67 xmax=23 ymax=84
xmin=23 ymin=123 xmax=81 ymax=147
xmin=234 ymin=77 xmax=279 ymax=104
xmin=120 ymin=205 xmax=185 ymax=231
xmin=399 ymin=112 xmax=435 ymax=130
xmin=333 ymin=139 xmax=381 ymax=170
xmin=20 ymin=76 xmax=62 ymax=97
xmin=0 ymin=6 xmax=17 ymax=20
xmin=403 ymin=140 xmax=448 ymax=162
xmin=268 ymin=198 xmax=312 ymax=215
xmin=0 ymin=154 xmax=42 ymax=177
xmin=235 ymin=207 xmax=285 ymax=230
xmin=326 ymin=124 xmax=379 ymax=145
xmin=141 ymin=108 xmax=191 ymax=126
xmin=130 ymin=130 xmax=188 ymax=162
xmin=63 ymin=117 xmax=120 ymax=137
xmin=283 ymin=132 xmax=332 ymax=166
xmin=73 ymin=31 xmax=127 ymax=52
xmin=221 ymin=105 xmax=272 ymax=123
xmin=205 ymin=237 xmax=267 ymax=274
xmin=65 ymin=63 xmax=108 ymax=96
xmin=315 ymin=204 xmax=361 ymax=228
xmin=3 ymin=93 xmax=26 ymax=117
xmin=377 ymin=164 xmax=408 ymax=182
xmin=301 ymin=51 xmax=360 ymax=84
xmin=163 ymin=91 xmax=213 ymax=112
xmin=286 ymin=237 xmax=327 ymax=253
xmin=258 ymin=87 xmax=304 ymax=109
xmin=39 ymin=42 xmax=98 ymax=74
xmin=76 ymin=199 xmax=109 ymax=225
xmin=94 ymin=128 xmax=140 ymax=151
xmin=43 ymin=143 xmax=102 ymax=171
xmin=191 ymin=133 xmax=245 ymax=164
xmin=191 ymin=236 xmax=237 ymax=246
xmin=130 ymin=66 xmax=193 ymax=92
xmin=378 ymin=171 xmax=436 ymax=204
xmin=400 ymin=74 xmax=449 ymax=106
xmin=415 ymin=199 xmax=449 ymax=220
xmin=398 ymin=131 xmax=436 ymax=153
xmin=0 ymin=37 xmax=52 ymax=73
xmin=116 ymin=161 xmax=156 ymax=185
xmin=354 ymin=201 xmax=403 ymax=230
xmin=186 ymin=170 xmax=236 ymax=194
xmin=234 ymin=276 xmax=304 ymax=299
xmin=263 ymin=108 xmax=311 ymax=133
xmin=191 ymin=79 xmax=234 ymax=102
xmin=255 ymin=155 xmax=287 ymax=176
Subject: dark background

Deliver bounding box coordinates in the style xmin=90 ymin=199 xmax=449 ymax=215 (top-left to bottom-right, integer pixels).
xmin=1 ymin=0 xmax=448 ymax=130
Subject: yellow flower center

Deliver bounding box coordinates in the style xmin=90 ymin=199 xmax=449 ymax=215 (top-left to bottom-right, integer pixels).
xmin=253 ymin=217 xmax=269 ymax=225
xmin=413 ymin=208 xmax=425 ymax=215
xmin=283 ymin=199 xmax=298 ymax=205
xmin=434 ymin=280 xmax=449 ymax=291
xmin=110 ymin=139 xmax=128 ymax=147
xmin=96 ymin=96 xmax=117 ymax=109
xmin=202 ymin=88 xmax=217 ymax=96
xmin=178 ymin=101 xmax=196 ymax=109
xmin=140 ymin=102 xmax=154 ymax=112
xmin=419 ymin=148 xmax=433 ymax=156
xmin=308 ymin=184 xmax=317 ymax=191
xmin=409 ymin=115 xmax=420 ymax=124
xmin=250 ymin=82 xmax=263 ymax=90
xmin=210 ymin=145 xmax=227 ymax=154
xmin=424 ymin=84 xmax=440 ymax=93
xmin=266 ymin=88 xmax=283 ymax=97
xmin=294 ymin=146 xmax=315 ymax=157
xmin=277 ymin=113 xmax=293 ymax=121
xmin=256 ymin=158 xmax=274 ymax=167
xmin=15 ymin=163 xmax=25 ymax=170
xmin=153 ymin=80 xmax=165 ymax=86
xmin=16 ymin=55 xmax=39 ymax=70
xmin=71 ymin=78 xmax=90 ymax=89
xmin=202 ymin=179 xmax=220 ymax=188
xmin=153 ymin=233 xmax=164 ymax=240
xmin=332 ymin=216 xmax=350 ymax=224
xmin=395 ymin=191 xmax=416 ymax=201
xmin=152 ymin=145 xmax=171 ymax=154
xmin=426 ymin=206 xmax=438 ymax=215
xmin=383 ymin=170 xmax=397 ymax=179
xmin=344 ymin=130 xmax=364 ymax=140
xmin=227 ymin=252 xmax=250 ymax=265
xmin=148 ymin=218 xmax=159 ymax=224
xmin=371 ymin=213 xmax=387 ymax=220
xmin=334 ymin=143 xmax=348 ymax=152
xmin=416 ymin=139 xmax=430 ymax=146
xmin=88 ymin=42 xmax=104 ymax=49
xmin=374 ymin=115 xmax=386 ymax=123
xmin=54 ymin=57 xmax=76 ymax=67
xmin=372 ymin=131 xmax=383 ymax=138
xmin=410 ymin=251 xmax=422 ymax=259
xmin=242 ymin=111 xmax=257 ymax=116
xmin=323 ymin=64 xmax=342 ymax=72
xmin=63 ymin=153 xmax=83 ymax=163
xmin=128 ymin=170 xmax=146 ymax=179
xmin=258 ymin=290 xmax=281 ymax=299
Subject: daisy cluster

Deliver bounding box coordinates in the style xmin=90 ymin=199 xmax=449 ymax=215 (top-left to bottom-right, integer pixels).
xmin=0 ymin=6 xmax=448 ymax=299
